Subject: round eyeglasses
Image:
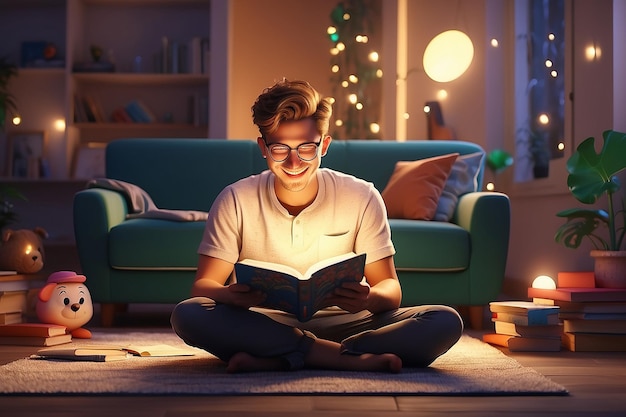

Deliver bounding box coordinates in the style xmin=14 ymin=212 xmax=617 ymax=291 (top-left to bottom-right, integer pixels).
xmin=264 ymin=141 xmax=322 ymax=162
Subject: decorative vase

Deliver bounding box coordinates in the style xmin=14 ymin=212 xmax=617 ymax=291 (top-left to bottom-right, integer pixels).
xmin=590 ymin=250 xmax=626 ymax=288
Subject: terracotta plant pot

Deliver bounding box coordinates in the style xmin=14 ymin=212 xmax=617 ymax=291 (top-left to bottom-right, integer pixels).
xmin=591 ymin=250 xmax=626 ymax=288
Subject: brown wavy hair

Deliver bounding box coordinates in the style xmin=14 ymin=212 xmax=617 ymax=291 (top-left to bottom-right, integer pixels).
xmin=252 ymin=79 xmax=333 ymax=138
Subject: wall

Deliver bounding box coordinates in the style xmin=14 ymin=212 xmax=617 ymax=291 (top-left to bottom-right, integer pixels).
xmin=379 ymin=0 xmax=625 ymax=298
xmin=404 ymin=0 xmax=489 ymax=146
xmin=225 ymin=0 xmax=339 ymax=140
xmin=505 ymin=0 xmax=625 ymax=297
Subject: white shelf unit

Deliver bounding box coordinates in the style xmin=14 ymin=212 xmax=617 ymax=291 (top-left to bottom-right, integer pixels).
xmin=1 ymin=0 xmax=211 ymax=180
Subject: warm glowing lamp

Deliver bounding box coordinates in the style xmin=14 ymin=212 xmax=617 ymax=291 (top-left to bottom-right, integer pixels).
xmin=423 ymin=30 xmax=474 ymax=82
xmin=532 ymin=275 xmax=556 ymax=289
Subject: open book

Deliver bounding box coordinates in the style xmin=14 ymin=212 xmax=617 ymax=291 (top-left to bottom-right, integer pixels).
xmin=235 ymin=252 xmax=366 ymax=322
xmin=33 ymin=343 xmax=195 ymax=362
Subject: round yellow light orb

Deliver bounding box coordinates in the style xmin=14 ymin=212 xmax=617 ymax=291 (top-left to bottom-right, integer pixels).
xmin=532 ymin=275 xmax=556 ymax=289
xmin=423 ymin=30 xmax=474 ymax=82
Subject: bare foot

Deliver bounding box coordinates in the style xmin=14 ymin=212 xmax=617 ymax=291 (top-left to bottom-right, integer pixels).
xmin=226 ymin=352 xmax=284 ymax=373
xmin=226 ymin=351 xmax=402 ymax=373
xmin=351 ymin=353 xmax=403 ymax=373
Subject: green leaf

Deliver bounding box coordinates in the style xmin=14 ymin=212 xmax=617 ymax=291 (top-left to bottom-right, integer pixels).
xmin=555 ymin=208 xmax=610 ymax=249
xmin=567 ymin=130 xmax=626 ymax=204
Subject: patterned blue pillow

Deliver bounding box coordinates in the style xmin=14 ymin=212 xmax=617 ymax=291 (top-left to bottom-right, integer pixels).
xmin=434 ymin=151 xmax=484 ymax=221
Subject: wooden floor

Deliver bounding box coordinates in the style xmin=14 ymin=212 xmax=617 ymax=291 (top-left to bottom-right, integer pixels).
xmin=1 ymin=305 xmax=625 ymax=417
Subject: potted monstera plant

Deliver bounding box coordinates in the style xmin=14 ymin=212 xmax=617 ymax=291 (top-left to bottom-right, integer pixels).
xmin=555 ymin=129 xmax=626 ymax=288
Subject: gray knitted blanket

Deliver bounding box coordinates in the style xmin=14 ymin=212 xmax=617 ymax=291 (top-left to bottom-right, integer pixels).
xmin=87 ymin=178 xmax=208 ymax=222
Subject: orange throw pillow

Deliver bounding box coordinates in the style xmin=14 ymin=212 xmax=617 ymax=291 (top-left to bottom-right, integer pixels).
xmin=382 ymin=153 xmax=459 ymax=220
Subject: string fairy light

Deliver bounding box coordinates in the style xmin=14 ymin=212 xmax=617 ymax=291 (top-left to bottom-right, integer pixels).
xmin=327 ymin=0 xmax=382 ymax=139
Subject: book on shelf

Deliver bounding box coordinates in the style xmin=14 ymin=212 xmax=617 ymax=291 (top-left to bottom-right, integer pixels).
xmin=482 ymin=333 xmax=562 ymax=352
xmin=33 ymin=343 xmax=195 ymax=362
xmin=528 ymin=287 xmax=626 ymax=303
xmin=0 ymin=311 xmax=22 ymax=325
xmin=235 ymin=252 xmax=366 ymax=322
xmin=83 ymin=95 xmax=106 ymax=123
xmin=0 ymin=334 xmax=72 ymax=346
xmin=557 ymin=271 xmax=595 ymax=288
xmin=0 ymin=290 xmax=28 ymax=314
xmin=563 ymin=319 xmax=626 ymax=334
xmin=493 ymin=320 xmax=562 ymax=339
xmin=73 ymin=93 xmax=88 ymax=122
xmin=125 ymin=100 xmax=156 ymax=123
xmin=110 ymin=107 xmax=134 ymax=123
xmin=562 ymin=332 xmax=626 ymax=352
xmin=0 ymin=323 xmax=67 ymax=337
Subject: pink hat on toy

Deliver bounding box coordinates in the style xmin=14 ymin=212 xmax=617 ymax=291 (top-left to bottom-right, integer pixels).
xmin=46 ymin=270 xmax=86 ymax=284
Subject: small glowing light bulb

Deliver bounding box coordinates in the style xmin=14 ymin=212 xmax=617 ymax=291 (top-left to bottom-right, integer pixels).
xmin=532 ymin=275 xmax=556 ymax=289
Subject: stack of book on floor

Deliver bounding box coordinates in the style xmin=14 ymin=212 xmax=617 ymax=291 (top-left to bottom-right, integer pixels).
xmin=0 ymin=271 xmax=29 ymax=325
xmin=482 ymin=301 xmax=562 ymax=351
xmin=0 ymin=323 xmax=71 ymax=346
xmin=528 ymin=271 xmax=626 ymax=352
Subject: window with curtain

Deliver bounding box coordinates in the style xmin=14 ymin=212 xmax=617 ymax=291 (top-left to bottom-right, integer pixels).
xmin=514 ymin=0 xmax=566 ymax=182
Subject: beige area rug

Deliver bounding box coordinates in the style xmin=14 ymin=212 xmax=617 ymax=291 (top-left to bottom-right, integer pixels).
xmin=0 ymin=331 xmax=567 ymax=396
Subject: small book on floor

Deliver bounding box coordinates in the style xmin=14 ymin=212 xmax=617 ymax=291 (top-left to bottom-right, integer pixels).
xmin=235 ymin=252 xmax=366 ymax=322
xmin=33 ymin=343 xmax=195 ymax=362
xmin=0 ymin=323 xmax=67 ymax=337
xmin=562 ymin=332 xmax=626 ymax=352
xmin=0 ymin=334 xmax=72 ymax=346
xmin=482 ymin=333 xmax=562 ymax=352
xmin=489 ymin=301 xmax=560 ymax=326
xmin=494 ymin=320 xmax=562 ymax=339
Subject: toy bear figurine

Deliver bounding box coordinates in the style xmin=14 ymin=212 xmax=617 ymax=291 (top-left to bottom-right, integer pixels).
xmin=0 ymin=227 xmax=48 ymax=274
xmin=36 ymin=271 xmax=94 ymax=339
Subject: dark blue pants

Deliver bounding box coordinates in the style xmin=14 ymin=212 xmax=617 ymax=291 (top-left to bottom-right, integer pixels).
xmin=170 ymin=297 xmax=463 ymax=369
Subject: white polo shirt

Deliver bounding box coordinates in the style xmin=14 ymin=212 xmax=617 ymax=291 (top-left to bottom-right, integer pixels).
xmin=198 ymin=168 xmax=395 ymax=276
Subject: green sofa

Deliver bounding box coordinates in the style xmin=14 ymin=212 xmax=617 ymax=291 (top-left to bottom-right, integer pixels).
xmin=73 ymin=138 xmax=510 ymax=328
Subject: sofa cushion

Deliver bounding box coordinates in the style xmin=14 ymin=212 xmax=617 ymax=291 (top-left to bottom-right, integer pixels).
xmin=381 ymin=153 xmax=458 ymax=220
xmin=434 ymin=151 xmax=485 ymax=221
xmin=109 ymin=219 xmax=204 ymax=269
xmin=389 ymin=219 xmax=469 ymax=271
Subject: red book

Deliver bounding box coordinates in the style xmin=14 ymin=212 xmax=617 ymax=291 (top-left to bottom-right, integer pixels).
xmin=557 ymin=271 xmax=595 ymax=288
xmin=528 ymin=287 xmax=626 ymax=303
xmin=0 ymin=323 xmax=67 ymax=337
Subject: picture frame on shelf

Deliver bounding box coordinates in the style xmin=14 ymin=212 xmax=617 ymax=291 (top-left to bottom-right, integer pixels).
xmin=72 ymin=143 xmax=106 ymax=180
xmin=6 ymin=130 xmax=47 ymax=178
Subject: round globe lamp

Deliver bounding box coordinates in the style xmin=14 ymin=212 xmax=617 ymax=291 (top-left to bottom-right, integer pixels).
xmin=423 ymin=30 xmax=474 ymax=82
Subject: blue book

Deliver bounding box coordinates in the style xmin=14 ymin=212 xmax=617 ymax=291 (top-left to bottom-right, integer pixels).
xmin=235 ymin=253 xmax=366 ymax=322
xmin=125 ymin=100 xmax=155 ymax=123
xmin=490 ymin=301 xmax=560 ymax=326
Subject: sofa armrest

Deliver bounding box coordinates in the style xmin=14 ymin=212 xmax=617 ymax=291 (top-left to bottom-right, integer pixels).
xmin=73 ymin=188 xmax=129 ymax=302
xmin=455 ymin=191 xmax=511 ymax=304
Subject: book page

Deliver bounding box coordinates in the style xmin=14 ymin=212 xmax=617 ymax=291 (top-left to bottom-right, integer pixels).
xmin=303 ymin=252 xmax=361 ymax=278
xmin=237 ymin=259 xmax=303 ymax=279
xmin=238 ymin=252 xmax=361 ymax=281
xmin=123 ymin=344 xmax=195 ymax=357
